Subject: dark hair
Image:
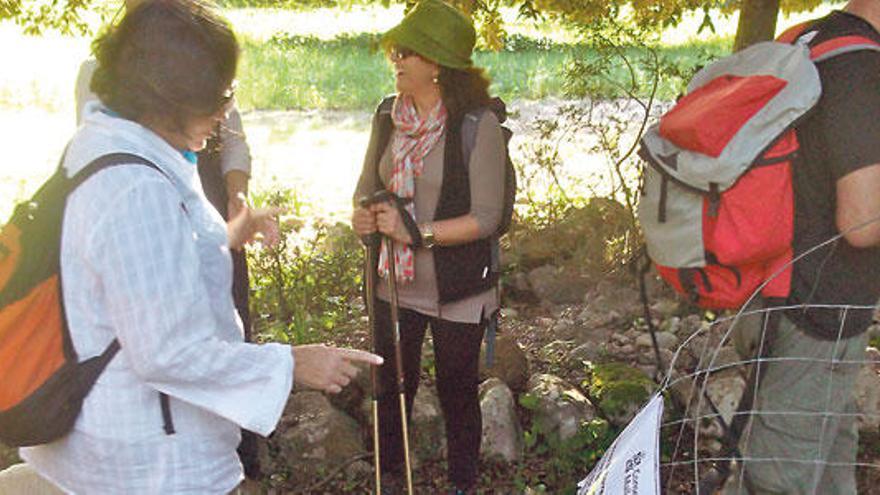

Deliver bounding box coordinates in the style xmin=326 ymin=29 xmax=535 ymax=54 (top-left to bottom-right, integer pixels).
xmin=90 ymin=0 xmax=238 ymax=130
xmin=437 ymin=65 xmax=491 ymax=120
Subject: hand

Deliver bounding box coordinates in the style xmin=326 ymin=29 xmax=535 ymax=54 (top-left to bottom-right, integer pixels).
xmin=292 ymin=345 xmax=383 ymax=394
xmin=371 ymin=202 xmax=413 ymax=245
xmin=227 ymin=195 xmax=286 ymax=250
xmin=228 ymin=196 xmax=245 ymax=219
xmin=351 ymin=207 xmax=377 ymax=237
xmin=224 ymin=171 xmax=249 ymax=218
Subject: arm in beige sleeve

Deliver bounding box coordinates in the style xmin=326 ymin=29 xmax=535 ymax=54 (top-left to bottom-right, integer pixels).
xmin=428 ymin=111 xmax=506 ymax=246
xmin=220 ymin=108 xmax=252 ymax=179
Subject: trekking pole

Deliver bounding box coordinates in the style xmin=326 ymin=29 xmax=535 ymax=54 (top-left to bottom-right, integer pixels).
xmin=360 ymin=192 xmax=394 ymax=494
xmin=362 ymin=235 xmax=382 ymax=494
xmin=383 ymin=235 xmax=415 ymax=495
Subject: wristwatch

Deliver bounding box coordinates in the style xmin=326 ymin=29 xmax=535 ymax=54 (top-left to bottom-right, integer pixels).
xmin=419 ymin=223 xmax=436 ymax=249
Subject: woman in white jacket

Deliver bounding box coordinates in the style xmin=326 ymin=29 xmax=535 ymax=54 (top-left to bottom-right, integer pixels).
xmin=11 ymin=1 xmax=381 ymax=493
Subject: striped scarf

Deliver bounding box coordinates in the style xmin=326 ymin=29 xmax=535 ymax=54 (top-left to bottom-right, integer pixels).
xmin=378 ymin=94 xmax=447 ymax=282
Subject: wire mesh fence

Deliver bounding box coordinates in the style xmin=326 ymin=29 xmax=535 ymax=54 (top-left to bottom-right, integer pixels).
xmin=656 ymin=301 xmax=880 ymax=494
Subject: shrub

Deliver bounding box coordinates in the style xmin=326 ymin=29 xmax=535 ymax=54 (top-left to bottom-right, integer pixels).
xmin=248 ymin=187 xmax=364 ymax=344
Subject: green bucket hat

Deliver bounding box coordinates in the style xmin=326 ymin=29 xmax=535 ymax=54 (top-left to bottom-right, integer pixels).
xmin=382 ymin=0 xmax=476 ymax=69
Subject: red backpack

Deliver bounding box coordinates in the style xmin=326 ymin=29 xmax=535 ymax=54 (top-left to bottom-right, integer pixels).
xmin=637 ymin=24 xmax=880 ymax=309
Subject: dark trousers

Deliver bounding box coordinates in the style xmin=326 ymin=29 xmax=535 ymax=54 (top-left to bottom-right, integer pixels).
xmin=374 ymin=299 xmax=485 ymax=489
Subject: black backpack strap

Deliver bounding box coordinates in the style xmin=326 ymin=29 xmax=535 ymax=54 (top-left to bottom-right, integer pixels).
xmin=69 ymin=152 xmax=168 ymax=190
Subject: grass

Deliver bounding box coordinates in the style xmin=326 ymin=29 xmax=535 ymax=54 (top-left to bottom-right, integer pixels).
xmin=236 ymin=31 xmax=733 ymax=111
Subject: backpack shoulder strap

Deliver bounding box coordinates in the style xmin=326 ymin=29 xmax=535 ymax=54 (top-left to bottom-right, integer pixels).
xmin=461 ymin=96 xmax=510 ymax=168
xmin=776 ymin=21 xmax=813 ymax=43
xmin=461 ymin=110 xmax=483 ymax=167
xmin=69 ymin=153 xmax=166 ymax=191
xmin=778 ymin=19 xmax=880 ymax=62
xmin=369 ymin=96 xmax=397 ymax=193
xmin=377 ymin=94 xmax=396 ymax=116
xmin=809 ymin=34 xmax=880 ymax=62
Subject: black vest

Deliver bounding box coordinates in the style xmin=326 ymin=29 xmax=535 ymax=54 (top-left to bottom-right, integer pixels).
xmin=360 ymin=104 xmax=497 ymax=304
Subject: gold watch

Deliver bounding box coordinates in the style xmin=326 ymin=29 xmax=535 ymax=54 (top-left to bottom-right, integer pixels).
xmin=419 ymin=223 xmax=436 ymax=249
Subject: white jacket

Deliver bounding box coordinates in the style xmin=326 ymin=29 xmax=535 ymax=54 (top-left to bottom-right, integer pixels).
xmin=20 ymin=102 xmax=293 ymax=494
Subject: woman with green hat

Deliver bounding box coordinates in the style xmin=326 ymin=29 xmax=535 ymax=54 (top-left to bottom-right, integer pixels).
xmin=352 ymin=0 xmax=508 ymax=493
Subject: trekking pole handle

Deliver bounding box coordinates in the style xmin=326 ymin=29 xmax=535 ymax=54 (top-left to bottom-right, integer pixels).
xmin=357 ymin=191 xmax=395 ymax=247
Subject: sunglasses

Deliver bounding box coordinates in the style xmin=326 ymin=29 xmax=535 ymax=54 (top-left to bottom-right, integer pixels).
xmin=218 ymin=81 xmax=236 ymax=108
xmin=389 ymin=46 xmax=418 ymax=62
xmin=207 ymin=81 xmax=236 ymax=117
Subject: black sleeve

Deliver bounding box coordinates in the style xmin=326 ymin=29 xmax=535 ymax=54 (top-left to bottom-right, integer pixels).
xmin=814 ymin=50 xmax=880 ymax=182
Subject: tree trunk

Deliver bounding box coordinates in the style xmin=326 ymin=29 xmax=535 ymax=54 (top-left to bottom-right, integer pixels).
xmin=733 ymin=0 xmax=781 ymax=51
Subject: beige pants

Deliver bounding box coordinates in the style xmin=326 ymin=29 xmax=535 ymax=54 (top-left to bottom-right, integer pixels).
xmin=0 ymin=464 xmax=64 ymax=495
xmin=725 ymin=315 xmax=867 ymax=495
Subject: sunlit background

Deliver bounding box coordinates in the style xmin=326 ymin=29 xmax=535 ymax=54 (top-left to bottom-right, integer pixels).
xmin=0 ymin=2 xmax=842 ymax=221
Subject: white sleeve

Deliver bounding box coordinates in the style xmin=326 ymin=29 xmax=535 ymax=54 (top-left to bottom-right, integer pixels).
xmin=90 ymin=175 xmax=292 ymax=436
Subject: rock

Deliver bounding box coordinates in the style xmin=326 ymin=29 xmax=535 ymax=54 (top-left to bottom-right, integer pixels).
xmin=512 ymin=272 xmax=531 ymax=293
xmin=568 ymin=342 xmax=611 ymax=364
xmin=265 ymin=391 xmax=366 ymax=484
xmin=480 ymin=335 xmax=530 ymax=392
xmin=479 ymin=378 xmax=524 ymax=462
xmin=667 ymin=374 xmax=696 ymax=408
xmin=568 ymin=325 xmax=615 ymax=352
xmin=682 ymin=314 xmax=704 ymax=336
xmin=855 ymin=362 xmax=880 ymax=433
xmin=551 ymin=320 xmax=576 ymax=338
xmin=650 ymin=299 xmax=680 ymax=318
xmin=527 ymin=265 xmax=590 ymax=305
xmin=866 ymin=346 xmax=880 ymax=366
xmin=635 ymin=331 xmax=678 ymax=351
xmin=582 ymin=281 xmax=643 ymax=321
xmin=689 ymin=344 xmax=741 ymax=372
xmin=344 ymin=460 xmax=373 ymax=480
xmin=526 ymin=374 xmax=596 ymax=442
xmin=587 ymin=363 xmax=656 ymax=427
xmin=709 ymin=347 xmax=742 ymax=372
xmin=412 ymin=385 xmax=446 ymax=462
xmin=618 ymin=344 xmax=636 ymax=356
xmin=637 ymin=348 xmax=665 ymax=367
xmin=661 ymin=316 xmax=682 ymax=335
xmin=701 ymin=370 xmax=746 ymax=439
xmin=500 ymin=307 xmax=519 ymax=319
xmin=328 ymin=361 xmax=370 ymax=423
xmin=535 ymin=317 xmax=555 ymax=328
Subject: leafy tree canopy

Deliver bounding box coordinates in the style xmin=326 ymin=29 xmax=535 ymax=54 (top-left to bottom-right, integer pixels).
xmin=1 ymin=0 xmax=827 ymax=47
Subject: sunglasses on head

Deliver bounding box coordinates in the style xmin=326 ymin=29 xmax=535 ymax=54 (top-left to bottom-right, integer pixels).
xmin=389 ymin=46 xmax=418 ymax=62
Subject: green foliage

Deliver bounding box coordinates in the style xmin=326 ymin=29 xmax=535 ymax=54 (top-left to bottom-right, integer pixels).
xmin=1 ymin=0 xmax=96 ymax=35
xmin=871 ymin=335 xmax=880 ymax=350
xmin=247 ymin=187 xmax=364 ymax=344
xmin=235 ymin=32 xmax=607 ymax=110
xmin=586 ymin=362 xmax=655 ymax=422
xmin=235 ymin=27 xmax=729 ymax=110
xmin=216 ymin=0 xmax=378 ymax=8
xmin=507 ymin=15 xmax=720 ymax=279
xmin=518 ymin=393 xmax=618 ymax=492
xmin=237 ymin=33 xmax=391 ymax=110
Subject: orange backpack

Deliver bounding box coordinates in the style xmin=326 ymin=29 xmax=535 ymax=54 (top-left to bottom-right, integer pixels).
xmin=0 ymin=153 xmax=161 ymax=447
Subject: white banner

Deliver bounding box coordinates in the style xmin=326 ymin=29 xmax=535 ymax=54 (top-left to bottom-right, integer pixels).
xmin=577 ymin=394 xmax=663 ymax=495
